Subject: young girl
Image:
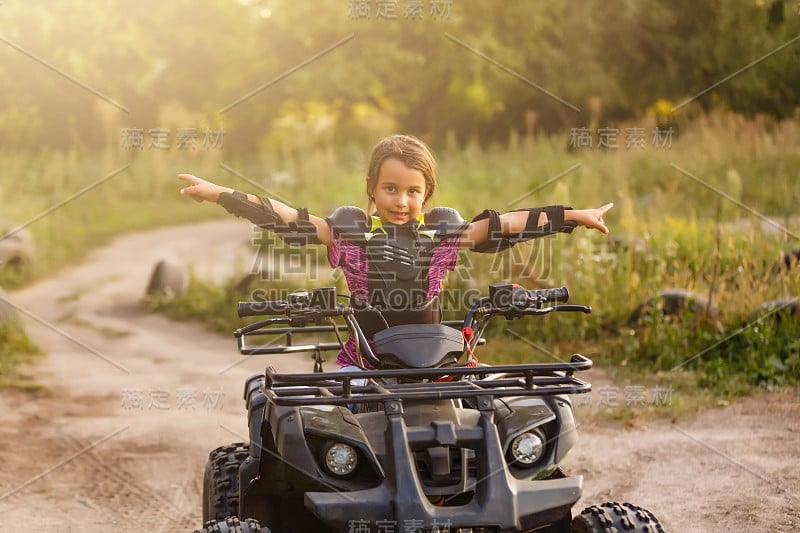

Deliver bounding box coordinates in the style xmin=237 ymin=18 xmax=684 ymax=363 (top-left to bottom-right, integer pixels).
xmin=179 ymin=134 xmax=612 ymax=369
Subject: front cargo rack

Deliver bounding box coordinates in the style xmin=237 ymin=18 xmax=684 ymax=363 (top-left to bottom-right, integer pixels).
xmin=261 ymin=354 xmax=592 ymax=407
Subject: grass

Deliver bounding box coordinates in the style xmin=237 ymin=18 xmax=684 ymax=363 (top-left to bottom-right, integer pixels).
xmin=3 ymin=110 xmax=800 ymax=400
xmin=0 ymin=316 xmax=43 ymax=390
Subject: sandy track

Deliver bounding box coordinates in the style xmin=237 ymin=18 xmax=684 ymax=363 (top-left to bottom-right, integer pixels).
xmin=0 ymin=219 xmax=798 ymax=532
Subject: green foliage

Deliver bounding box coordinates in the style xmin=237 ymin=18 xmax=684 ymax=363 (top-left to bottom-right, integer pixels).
xmin=1 ymin=1 xmax=798 ymax=151
xmin=147 ymin=272 xmax=239 ymax=334
xmin=0 ymin=317 xmax=42 ymax=390
xmin=608 ymin=300 xmax=800 ymax=396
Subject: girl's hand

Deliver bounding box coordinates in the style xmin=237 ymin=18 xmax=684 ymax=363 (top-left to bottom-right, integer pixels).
xmin=178 ymin=174 xmax=229 ymax=203
xmin=568 ymin=202 xmax=614 ymax=234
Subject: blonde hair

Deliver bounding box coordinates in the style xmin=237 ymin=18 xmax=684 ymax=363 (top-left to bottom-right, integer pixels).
xmin=365 ymin=134 xmax=438 ymax=217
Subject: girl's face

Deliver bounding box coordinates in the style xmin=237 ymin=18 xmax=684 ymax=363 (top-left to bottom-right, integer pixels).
xmin=370 ymin=157 xmax=427 ymax=225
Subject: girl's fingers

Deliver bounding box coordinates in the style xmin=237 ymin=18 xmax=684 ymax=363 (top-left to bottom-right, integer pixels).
xmin=179 ymin=183 xmax=205 ymax=202
xmin=177 ymin=174 xmax=200 ymax=185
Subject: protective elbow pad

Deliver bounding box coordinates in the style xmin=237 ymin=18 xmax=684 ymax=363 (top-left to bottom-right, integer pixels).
xmin=217 ymin=190 xmax=321 ymax=246
xmin=469 ymin=206 xmax=576 ymax=253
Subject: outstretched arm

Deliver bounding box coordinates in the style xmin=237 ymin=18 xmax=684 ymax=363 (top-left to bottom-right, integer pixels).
xmin=460 ymin=202 xmax=614 ymax=249
xmin=178 ymin=174 xmax=332 ymax=246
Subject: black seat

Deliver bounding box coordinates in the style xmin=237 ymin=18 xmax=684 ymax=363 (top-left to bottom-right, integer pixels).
xmin=372 ymin=323 xmax=465 ymax=369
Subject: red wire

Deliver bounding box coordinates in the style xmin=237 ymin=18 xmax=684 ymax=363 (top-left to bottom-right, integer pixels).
xmin=435 ymin=328 xmax=478 ymax=382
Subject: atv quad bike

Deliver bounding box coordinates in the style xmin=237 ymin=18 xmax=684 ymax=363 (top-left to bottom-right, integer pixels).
xmin=195 ymin=284 xmax=664 ymax=533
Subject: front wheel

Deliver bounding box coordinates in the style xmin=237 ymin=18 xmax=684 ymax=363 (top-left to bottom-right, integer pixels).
xmin=570 ymin=502 xmax=665 ymax=532
xmin=194 ymin=516 xmax=267 ymax=533
xmin=203 ymin=443 xmax=249 ymax=521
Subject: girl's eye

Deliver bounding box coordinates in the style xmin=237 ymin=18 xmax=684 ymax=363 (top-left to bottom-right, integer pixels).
xmin=385 ymin=186 xmax=395 ymax=192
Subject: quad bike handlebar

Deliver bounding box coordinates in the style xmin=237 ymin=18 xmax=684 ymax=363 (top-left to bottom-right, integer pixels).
xmin=237 ymin=284 xmax=582 ymax=321
xmin=233 ymin=283 xmax=591 ymax=369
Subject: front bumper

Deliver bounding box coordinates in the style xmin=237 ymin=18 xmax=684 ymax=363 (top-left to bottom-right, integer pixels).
xmin=305 ymin=400 xmax=581 ymax=532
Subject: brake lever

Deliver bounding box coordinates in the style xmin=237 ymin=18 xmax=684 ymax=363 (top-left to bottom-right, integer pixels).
xmin=234 ymin=317 xmax=291 ymax=337
xmin=553 ymin=304 xmax=592 ymax=314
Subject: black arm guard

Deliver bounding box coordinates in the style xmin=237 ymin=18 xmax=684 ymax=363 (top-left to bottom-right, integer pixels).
xmin=217 ymin=190 xmax=322 ymax=246
xmin=469 ymin=205 xmax=577 ymax=253
xmin=217 ymin=190 xmax=279 ymax=225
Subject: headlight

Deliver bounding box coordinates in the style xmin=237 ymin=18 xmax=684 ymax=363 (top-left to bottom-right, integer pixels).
xmin=509 ymin=431 xmax=544 ymax=466
xmin=324 ymin=442 xmax=358 ymax=477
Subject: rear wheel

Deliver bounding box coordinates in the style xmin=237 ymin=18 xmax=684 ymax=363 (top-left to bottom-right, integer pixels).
xmin=194 ymin=516 xmax=266 ymax=533
xmin=571 ymin=502 xmax=665 ymax=532
xmin=203 ymin=443 xmax=250 ymax=521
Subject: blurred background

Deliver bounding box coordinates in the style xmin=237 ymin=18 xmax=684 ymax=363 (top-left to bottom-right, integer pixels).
xmin=1 ymin=0 xmax=800 ymax=396
xmin=1 ymin=0 xmax=799 ymax=151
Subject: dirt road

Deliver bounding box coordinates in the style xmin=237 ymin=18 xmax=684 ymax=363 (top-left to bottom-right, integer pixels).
xmin=0 ymin=219 xmax=797 ymax=532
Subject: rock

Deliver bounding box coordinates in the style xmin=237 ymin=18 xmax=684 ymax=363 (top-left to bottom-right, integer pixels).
xmin=627 ymin=289 xmax=718 ymax=327
xmin=145 ymin=259 xmax=187 ymax=298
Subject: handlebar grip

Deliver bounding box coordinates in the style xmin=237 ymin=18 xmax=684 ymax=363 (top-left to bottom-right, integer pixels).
xmin=528 ymin=286 xmax=569 ymax=304
xmin=237 ymin=301 xmax=289 ymax=318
